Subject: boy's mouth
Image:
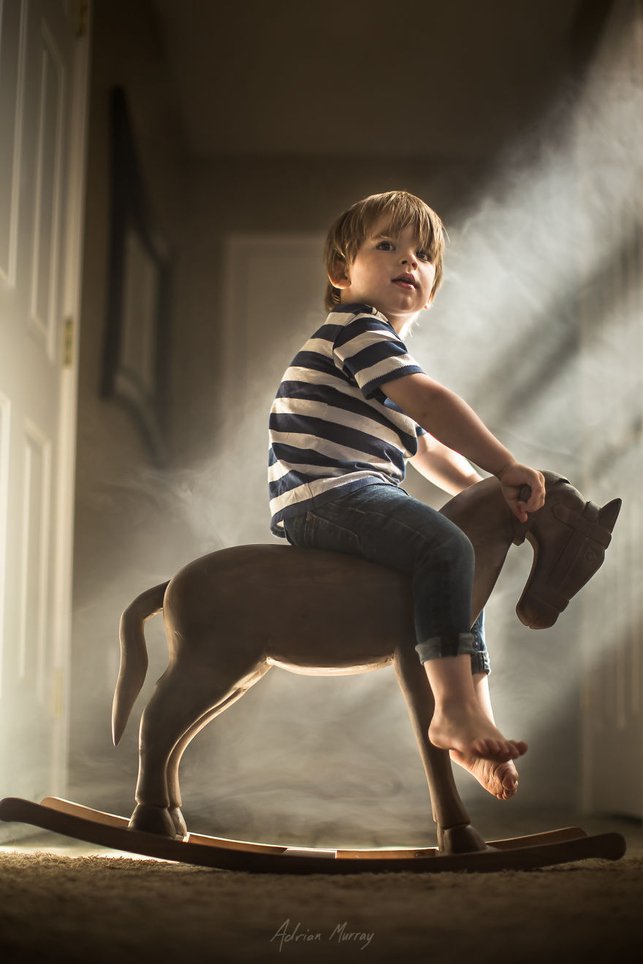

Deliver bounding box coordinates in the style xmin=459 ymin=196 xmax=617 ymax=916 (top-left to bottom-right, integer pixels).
xmin=392 ymin=274 xmax=416 ymax=289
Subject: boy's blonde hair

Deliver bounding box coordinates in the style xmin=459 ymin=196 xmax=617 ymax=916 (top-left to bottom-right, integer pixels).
xmin=323 ymin=190 xmax=446 ymax=312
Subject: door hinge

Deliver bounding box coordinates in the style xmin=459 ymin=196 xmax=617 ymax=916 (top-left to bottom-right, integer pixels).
xmin=63 ymin=316 xmax=74 ymax=367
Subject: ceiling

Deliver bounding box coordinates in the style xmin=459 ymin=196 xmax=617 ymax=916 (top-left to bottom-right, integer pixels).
xmin=150 ymin=0 xmax=604 ymax=159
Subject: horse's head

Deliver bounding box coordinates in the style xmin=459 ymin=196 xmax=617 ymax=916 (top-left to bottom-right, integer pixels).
xmin=516 ymin=473 xmax=621 ymax=629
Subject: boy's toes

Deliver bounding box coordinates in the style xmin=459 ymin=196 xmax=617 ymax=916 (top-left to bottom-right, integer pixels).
xmin=472 ymin=738 xmax=513 ymax=761
xmin=509 ymin=740 xmax=528 ymax=757
xmin=501 ymin=766 xmax=518 ymax=791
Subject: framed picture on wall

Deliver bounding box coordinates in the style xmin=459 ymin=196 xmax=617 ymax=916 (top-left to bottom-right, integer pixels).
xmin=102 ymin=86 xmax=170 ymax=467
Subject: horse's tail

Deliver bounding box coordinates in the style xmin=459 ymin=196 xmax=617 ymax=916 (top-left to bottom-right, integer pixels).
xmin=112 ymin=583 xmax=169 ymax=746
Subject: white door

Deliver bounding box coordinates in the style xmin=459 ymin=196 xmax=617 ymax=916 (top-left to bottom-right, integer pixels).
xmin=0 ymin=0 xmax=88 ymax=806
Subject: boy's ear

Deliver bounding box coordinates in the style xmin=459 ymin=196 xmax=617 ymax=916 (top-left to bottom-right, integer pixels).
xmin=328 ymin=258 xmax=351 ymax=289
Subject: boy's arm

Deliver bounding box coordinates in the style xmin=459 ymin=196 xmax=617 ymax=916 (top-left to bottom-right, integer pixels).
xmin=382 ymin=372 xmax=545 ymax=521
xmin=410 ymin=434 xmax=483 ymax=495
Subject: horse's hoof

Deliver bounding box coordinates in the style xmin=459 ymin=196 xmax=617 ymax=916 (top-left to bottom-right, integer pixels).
xmin=437 ymin=823 xmax=488 ymax=854
xmin=129 ymin=803 xmax=179 ymax=838
xmin=169 ymin=806 xmax=188 ymax=839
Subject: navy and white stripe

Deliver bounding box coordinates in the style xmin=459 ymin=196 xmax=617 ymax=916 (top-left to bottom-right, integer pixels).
xmin=269 ymin=304 xmax=426 ymax=536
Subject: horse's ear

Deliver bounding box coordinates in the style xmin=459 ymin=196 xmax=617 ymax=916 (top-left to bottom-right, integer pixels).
xmin=599 ymin=498 xmax=622 ymax=532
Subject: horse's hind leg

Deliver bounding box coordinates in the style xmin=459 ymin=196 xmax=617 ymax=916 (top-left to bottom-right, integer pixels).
xmin=164 ymin=666 xmax=271 ymax=837
xmin=130 ymin=659 xmax=268 ymax=837
xmin=394 ymin=647 xmax=487 ymax=853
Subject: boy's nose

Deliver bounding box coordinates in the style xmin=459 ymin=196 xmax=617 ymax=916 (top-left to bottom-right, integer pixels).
xmin=401 ymin=254 xmax=417 ymax=268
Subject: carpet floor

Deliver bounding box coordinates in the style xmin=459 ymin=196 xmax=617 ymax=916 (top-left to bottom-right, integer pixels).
xmin=1 ymin=811 xmax=642 ymax=964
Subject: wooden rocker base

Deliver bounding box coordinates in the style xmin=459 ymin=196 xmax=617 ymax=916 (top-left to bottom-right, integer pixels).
xmin=0 ymin=796 xmax=627 ymax=874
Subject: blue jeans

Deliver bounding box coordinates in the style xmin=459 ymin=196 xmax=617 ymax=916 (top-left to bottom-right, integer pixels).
xmin=282 ymin=483 xmax=490 ymax=675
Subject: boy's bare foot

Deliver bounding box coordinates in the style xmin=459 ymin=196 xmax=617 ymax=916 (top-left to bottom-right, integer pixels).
xmin=423 ymin=656 xmax=527 ymax=781
xmin=449 ymin=750 xmax=520 ymax=800
xmin=428 ymin=702 xmax=528 ymax=763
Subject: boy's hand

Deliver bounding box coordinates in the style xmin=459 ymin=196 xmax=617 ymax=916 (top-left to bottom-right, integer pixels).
xmin=496 ymin=463 xmax=545 ymax=523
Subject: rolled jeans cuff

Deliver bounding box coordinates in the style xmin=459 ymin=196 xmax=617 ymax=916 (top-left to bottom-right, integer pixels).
xmin=471 ymin=650 xmax=491 ymax=676
xmin=471 ymin=610 xmax=491 ymax=675
xmin=414 ymin=631 xmax=477 ymax=664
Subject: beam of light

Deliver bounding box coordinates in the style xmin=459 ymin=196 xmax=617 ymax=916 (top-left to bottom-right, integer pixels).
xmin=411 ymin=14 xmax=642 ymax=457
xmin=0 ymin=839 xmax=160 ymax=859
xmin=408 ymin=4 xmax=642 ymax=813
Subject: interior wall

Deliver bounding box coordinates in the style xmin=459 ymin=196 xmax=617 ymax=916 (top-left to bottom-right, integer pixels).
xmin=70 ymin=0 xmax=194 ymax=801
xmin=577 ymin=0 xmax=643 ymax=817
xmin=69 ymin=0 xmax=638 ymax=841
xmin=174 ymin=156 xmax=487 ymax=463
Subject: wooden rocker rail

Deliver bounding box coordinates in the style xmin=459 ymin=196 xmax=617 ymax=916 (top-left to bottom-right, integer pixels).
xmin=0 ymin=797 xmax=627 ymax=874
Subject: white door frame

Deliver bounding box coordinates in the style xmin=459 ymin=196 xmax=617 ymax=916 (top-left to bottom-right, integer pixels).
xmin=0 ymin=0 xmax=90 ymax=816
xmin=48 ymin=0 xmax=92 ymax=792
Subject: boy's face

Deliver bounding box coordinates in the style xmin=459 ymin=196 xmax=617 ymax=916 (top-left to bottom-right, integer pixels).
xmin=329 ymin=216 xmax=436 ymax=331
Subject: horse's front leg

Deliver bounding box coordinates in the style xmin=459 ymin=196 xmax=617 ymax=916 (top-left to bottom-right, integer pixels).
xmin=393 ymin=646 xmax=488 ymax=854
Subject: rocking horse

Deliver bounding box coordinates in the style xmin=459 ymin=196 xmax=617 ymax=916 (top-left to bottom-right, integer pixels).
xmin=0 ymin=471 xmax=626 ymax=872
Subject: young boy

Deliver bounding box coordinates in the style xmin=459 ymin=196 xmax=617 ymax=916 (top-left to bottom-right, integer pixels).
xmin=268 ymin=190 xmax=545 ymax=800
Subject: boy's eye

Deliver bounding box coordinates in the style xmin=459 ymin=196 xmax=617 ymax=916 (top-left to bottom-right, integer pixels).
xmin=376 ymin=240 xmax=394 ymax=251
xmin=417 ymin=249 xmax=430 ymax=262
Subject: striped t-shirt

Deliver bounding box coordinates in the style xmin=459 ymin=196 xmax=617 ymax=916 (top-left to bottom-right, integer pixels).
xmin=268 ymin=303 xmax=426 ymax=536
